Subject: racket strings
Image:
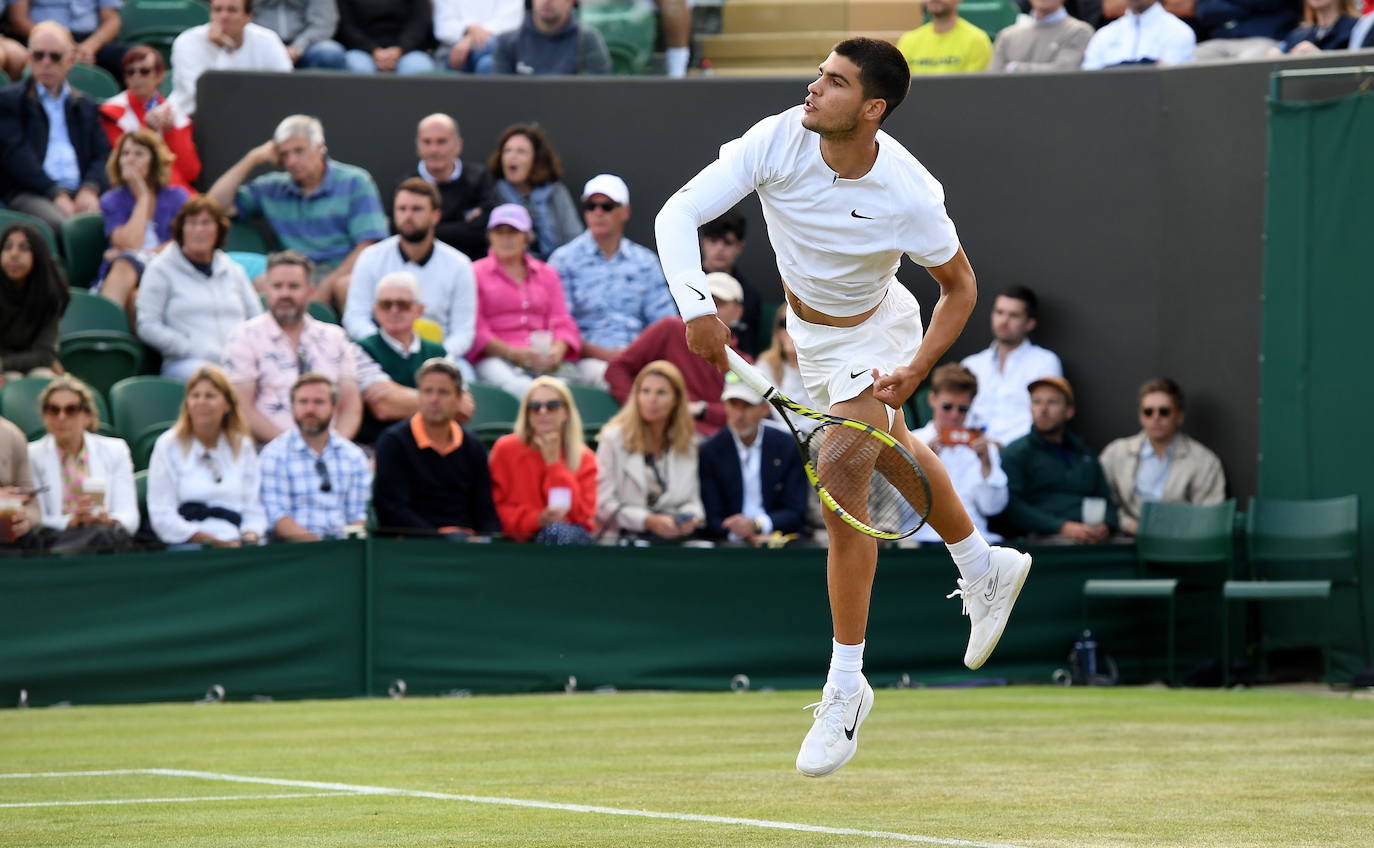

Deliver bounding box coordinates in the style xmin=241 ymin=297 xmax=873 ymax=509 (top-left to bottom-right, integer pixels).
xmin=805 ymin=422 xmax=930 ymax=536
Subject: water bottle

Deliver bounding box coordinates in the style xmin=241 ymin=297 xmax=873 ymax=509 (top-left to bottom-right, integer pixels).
xmin=1079 ymin=630 xmax=1098 ymax=679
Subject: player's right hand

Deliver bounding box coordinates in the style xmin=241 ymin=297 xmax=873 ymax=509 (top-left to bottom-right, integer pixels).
xmin=685 ymin=315 xmax=731 ymax=373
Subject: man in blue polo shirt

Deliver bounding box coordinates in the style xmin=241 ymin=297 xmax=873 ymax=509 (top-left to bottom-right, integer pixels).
xmin=208 ymin=113 xmax=388 ymax=313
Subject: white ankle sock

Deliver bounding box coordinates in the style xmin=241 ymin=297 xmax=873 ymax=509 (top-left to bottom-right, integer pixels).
xmin=665 ymin=46 xmax=690 ymax=78
xmin=947 ymin=531 xmax=991 ymax=584
xmin=826 ymin=638 xmax=865 ymax=694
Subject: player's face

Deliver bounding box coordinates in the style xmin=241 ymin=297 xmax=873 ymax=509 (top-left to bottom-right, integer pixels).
xmin=636 ymin=374 xmax=676 ymax=426
xmin=930 ymin=390 xmax=973 ymax=431
xmin=700 ymin=232 xmax=744 ymax=273
xmin=991 ymin=295 xmax=1035 ymax=345
xmin=1138 ymin=391 xmax=1182 ymax=442
xmin=1030 ymin=386 xmax=1072 ymax=435
xmin=802 ymin=53 xmax=868 ymax=136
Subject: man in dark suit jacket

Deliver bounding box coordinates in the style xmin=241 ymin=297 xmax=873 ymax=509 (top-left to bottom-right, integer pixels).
xmin=0 ymin=22 xmax=110 ymax=234
xmin=699 ymin=373 xmax=808 ymax=544
xmin=404 ymin=112 xmax=493 ymax=260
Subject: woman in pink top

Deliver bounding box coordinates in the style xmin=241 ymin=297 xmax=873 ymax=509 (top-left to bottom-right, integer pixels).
xmin=468 ymin=203 xmax=582 ymax=396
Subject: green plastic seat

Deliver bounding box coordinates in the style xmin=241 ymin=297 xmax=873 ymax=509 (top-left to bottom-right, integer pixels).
xmin=1221 ymin=495 xmax=1364 ymax=686
xmin=568 ymin=384 xmax=622 ymax=444
xmin=466 ymin=382 xmax=520 ymax=446
xmin=225 ymin=221 xmax=271 ymax=254
xmin=1083 ymin=500 xmax=1236 ymax=685
xmin=0 ymin=209 xmax=60 ymax=258
xmin=66 ymin=63 xmax=122 ymax=99
xmin=308 ymin=301 xmax=340 ymax=325
xmin=59 ymin=332 xmax=145 ymax=403
xmin=581 ymin=2 xmax=656 ymax=75
xmin=59 ymin=213 xmax=108 ymax=289
xmin=109 ymin=376 xmax=185 ymax=470
xmin=60 ymin=289 xmax=132 ymax=335
xmin=120 ymin=0 xmax=210 ymax=50
xmin=955 ymin=0 xmax=1020 ymax=38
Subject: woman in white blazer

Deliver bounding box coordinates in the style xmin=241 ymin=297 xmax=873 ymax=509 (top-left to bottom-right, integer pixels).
xmin=595 ymin=359 xmax=704 ymax=543
xmin=27 ymin=376 xmax=139 ymax=535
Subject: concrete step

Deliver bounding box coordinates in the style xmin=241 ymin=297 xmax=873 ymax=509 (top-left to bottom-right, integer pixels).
xmin=721 ymin=0 xmax=924 ymax=35
xmin=701 ymin=29 xmax=906 ymax=61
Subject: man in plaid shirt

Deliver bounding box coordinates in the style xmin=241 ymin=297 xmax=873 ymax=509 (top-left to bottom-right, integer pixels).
xmin=258 ymin=373 xmax=372 ymax=541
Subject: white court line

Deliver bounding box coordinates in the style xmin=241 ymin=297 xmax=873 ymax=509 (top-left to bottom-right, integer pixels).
xmin=0 ymin=793 xmax=358 ymax=809
xmin=0 ymin=769 xmax=1028 ymax=848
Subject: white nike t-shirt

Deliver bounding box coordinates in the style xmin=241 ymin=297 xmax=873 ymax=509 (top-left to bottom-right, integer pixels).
xmin=656 ymin=105 xmax=960 ymax=321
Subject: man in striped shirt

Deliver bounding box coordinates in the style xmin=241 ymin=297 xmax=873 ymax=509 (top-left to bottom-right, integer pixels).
xmin=208 ymin=113 xmax=388 ymax=313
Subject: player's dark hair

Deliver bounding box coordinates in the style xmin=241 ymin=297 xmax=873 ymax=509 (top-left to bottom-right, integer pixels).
xmin=1137 ymin=377 xmax=1185 ymax=411
xmin=832 ymin=37 xmax=910 ymax=125
xmin=998 ymin=285 xmax=1039 ymax=319
xmin=700 ymin=210 xmax=746 ymax=242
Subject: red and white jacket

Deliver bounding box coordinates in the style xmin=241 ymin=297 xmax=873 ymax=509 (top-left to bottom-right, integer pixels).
xmin=99 ymin=91 xmax=202 ymax=190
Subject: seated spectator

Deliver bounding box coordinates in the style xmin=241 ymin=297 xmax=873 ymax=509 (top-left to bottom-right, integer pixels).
xmin=468 ymin=203 xmax=581 ymax=396
xmin=342 ymin=176 xmax=477 ymax=366
xmin=700 ymin=211 xmax=761 ymax=356
xmin=6 ymin=0 xmax=130 ymax=79
xmin=1271 ymin=0 xmax=1357 ymax=52
xmin=488 ymin=0 xmax=610 ymax=75
xmin=595 ymin=359 xmax=704 ymax=543
xmin=372 ymin=358 xmax=500 ymax=537
xmin=605 ymin=271 xmax=745 ymax=436
xmin=485 ymin=124 xmax=581 ymax=260
xmin=698 ymin=373 xmax=807 ymax=545
xmin=97 ymin=129 xmax=191 ymax=321
xmin=1194 ymin=0 xmax=1299 ymax=59
xmin=1 ymin=222 xmax=68 ymax=384
xmin=754 ymin=303 xmax=820 ymax=435
xmin=27 ymin=375 xmax=139 ymax=540
xmin=135 ymin=195 xmax=262 ymax=381
xmin=0 ymin=414 xmax=41 ymax=549
xmin=354 ymin=271 xmax=446 ymax=441
xmin=489 ymin=376 xmax=597 ymax=544
xmin=409 ymin=113 xmax=493 ymax=260
xmin=254 ymin=0 xmax=348 ymax=69
xmin=98 ymin=46 xmax=201 ymax=190
xmin=336 ymin=0 xmax=437 ymax=74
xmin=990 ymin=0 xmax=1094 ymax=70
xmin=550 ymin=174 xmax=674 ymax=388
xmin=146 ymin=365 xmax=267 ymax=547
xmin=1001 ymin=376 xmax=1118 ymax=542
xmin=433 ymin=0 xmax=522 ymax=73
xmin=897 ymin=0 xmax=994 ymax=73
xmin=208 ymin=114 xmax=387 ymax=312
xmin=258 ymin=372 xmax=372 ymax=541
xmin=961 ymin=285 xmax=1063 ymax=447
xmin=167 ymin=0 xmax=293 ymax=118
xmin=1099 ymin=377 xmax=1226 ymax=535
xmin=223 ymin=250 xmax=363 ymax=443
xmin=911 ymin=363 xmax=1007 ymax=544
xmin=1082 ymin=0 xmax=1197 ymax=67
xmin=0 ymin=22 xmax=110 ymax=234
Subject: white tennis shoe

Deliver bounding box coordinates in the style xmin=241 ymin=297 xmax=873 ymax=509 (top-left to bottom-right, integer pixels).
xmin=795 ymin=677 xmax=874 ymax=777
xmin=947 ymin=547 xmax=1033 ymax=670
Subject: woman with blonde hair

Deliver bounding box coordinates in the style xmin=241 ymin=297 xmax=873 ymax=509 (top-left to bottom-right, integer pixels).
xmin=95 ymin=128 xmax=191 ymax=319
xmin=488 ymin=376 xmax=598 ymax=544
xmin=1274 ymin=0 xmax=1358 ymax=52
xmin=146 ymin=365 xmax=266 ymax=547
xmin=595 ymin=360 xmax=703 ymax=543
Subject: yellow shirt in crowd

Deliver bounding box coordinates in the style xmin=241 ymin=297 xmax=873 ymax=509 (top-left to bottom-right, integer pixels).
xmin=897 ymin=18 xmax=994 ymax=74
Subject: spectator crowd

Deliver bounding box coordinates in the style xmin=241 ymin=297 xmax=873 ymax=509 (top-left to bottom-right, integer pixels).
xmin=0 ymin=9 xmax=1240 ymax=556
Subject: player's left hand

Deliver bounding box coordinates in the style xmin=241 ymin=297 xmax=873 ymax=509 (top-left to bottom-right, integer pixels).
xmin=872 ymin=365 xmax=924 ymax=409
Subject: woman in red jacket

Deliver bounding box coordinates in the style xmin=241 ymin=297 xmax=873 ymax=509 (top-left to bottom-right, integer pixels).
xmin=488 ymin=376 xmax=597 ymax=544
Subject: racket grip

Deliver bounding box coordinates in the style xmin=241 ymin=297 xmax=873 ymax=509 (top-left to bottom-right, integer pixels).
xmin=724 ymin=347 xmax=776 ymax=399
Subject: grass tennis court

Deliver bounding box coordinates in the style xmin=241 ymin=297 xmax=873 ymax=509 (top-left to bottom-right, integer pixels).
xmin=3 ymin=687 xmax=1371 ymax=847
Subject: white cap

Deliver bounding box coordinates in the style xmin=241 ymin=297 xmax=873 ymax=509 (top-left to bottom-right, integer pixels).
xmin=705 ymin=271 xmax=743 ymax=303
xmin=721 ymin=371 xmax=765 ymax=405
xmin=581 ymin=173 xmax=629 ymax=206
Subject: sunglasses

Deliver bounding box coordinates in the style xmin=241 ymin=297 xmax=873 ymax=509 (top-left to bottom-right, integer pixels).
xmin=31 ymin=50 xmax=66 ymax=64
xmin=376 ymin=299 xmax=415 ymax=312
xmin=42 ymin=403 xmax=86 ymax=417
xmin=315 ymin=458 xmax=332 ymax=493
xmin=296 ymin=346 xmax=311 ymax=375
xmin=939 ymin=403 xmax=971 ymax=413
xmin=583 ymin=201 xmax=620 ymax=213
xmin=125 ymin=65 xmax=158 ymax=77
xmin=527 ymin=399 xmax=564 ymax=413
xmin=200 ymin=452 xmax=223 ymax=484
xmin=1142 ymin=406 xmax=1174 ymax=418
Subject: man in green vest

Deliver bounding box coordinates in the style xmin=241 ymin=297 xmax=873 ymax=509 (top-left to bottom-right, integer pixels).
xmin=355 ymin=271 xmax=447 ymax=442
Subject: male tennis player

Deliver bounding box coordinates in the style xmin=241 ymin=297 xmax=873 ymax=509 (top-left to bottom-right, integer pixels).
xmin=655 ymin=37 xmax=1032 ymax=777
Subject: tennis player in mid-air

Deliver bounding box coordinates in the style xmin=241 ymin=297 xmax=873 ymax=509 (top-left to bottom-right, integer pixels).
xmin=655 ymin=38 xmax=1033 ymax=777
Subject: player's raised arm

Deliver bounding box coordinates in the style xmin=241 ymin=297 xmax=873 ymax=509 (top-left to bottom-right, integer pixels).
xmin=874 ymin=246 xmax=978 ymax=408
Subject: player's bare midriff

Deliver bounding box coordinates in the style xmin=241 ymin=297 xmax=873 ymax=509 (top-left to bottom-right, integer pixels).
xmin=783 ymin=283 xmax=884 ymax=328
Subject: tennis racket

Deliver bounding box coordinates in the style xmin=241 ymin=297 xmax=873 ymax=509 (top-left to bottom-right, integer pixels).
xmin=724 ymin=348 xmax=932 ymax=540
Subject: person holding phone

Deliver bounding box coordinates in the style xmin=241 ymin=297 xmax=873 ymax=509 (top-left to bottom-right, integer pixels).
xmin=911 ymin=364 xmax=1007 ymax=544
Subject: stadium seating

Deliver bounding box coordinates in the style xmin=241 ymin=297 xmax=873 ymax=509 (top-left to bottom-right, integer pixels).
xmin=308 ymin=301 xmax=340 ymax=325
xmin=133 ymin=468 xmax=150 ymax=536
xmin=958 ymin=0 xmax=1020 ymax=38
xmin=61 ymin=290 xmax=132 ymax=335
xmin=226 ymin=221 xmax=271 ymax=254
xmin=0 ymin=209 xmax=60 ymax=259
xmin=1221 ymin=495 xmax=1365 ymax=685
xmin=120 ymin=0 xmax=209 ymax=54
xmin=226 ymin=251 xmax=267 ymax=281
xmin=109 ymin=376 xmax=186 ymax=470
xmin=465 ymin=382 xmax=520 ymax=446
xmin=568 ymin=384 xmax=622 ymax=444
xmin=59 ymin=214 xmax=108 ymax=289
xmin=60 ymin=334 xmax=146 ymax=404
xmin=1083 ymin=499 xmax=1237 ymax=685
xmin=581 ymin=2 xmax=656 ymax=75
xmin=0 ymin=376 xmax=115 ymax=440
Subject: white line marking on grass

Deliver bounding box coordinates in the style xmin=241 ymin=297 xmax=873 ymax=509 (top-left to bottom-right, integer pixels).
xmin=0 ymin=792 xmax=358 ymax=809
xmin=144 ymin=769 xmax=1030 ymax=848
xmin=0 ymin=770 xmax=150 ymax=779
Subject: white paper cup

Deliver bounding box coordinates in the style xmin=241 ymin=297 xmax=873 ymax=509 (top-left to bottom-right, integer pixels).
xmin=528 ymin=330 xmax=553 ymax=354
xmin=1082 ymin=496 xmax=1107 ymax=526
xmin=82 ymin=478 xmax=108 ymax=512
xmin=547 ymin=487 xmax=573 ymax=510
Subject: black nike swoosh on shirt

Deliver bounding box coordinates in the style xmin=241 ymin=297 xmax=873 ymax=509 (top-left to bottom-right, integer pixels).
xmin=849 ymin=369 xmax=868 ymax=380
xmin=845 ymin=690 xmax=864 ymax=740
xmin=851 ymin=210 xmax=874 ymax=219
xmin=685 ymin=284 xmax=706 ymax=301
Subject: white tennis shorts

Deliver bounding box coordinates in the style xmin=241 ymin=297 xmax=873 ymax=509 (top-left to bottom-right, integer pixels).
xmin=787 ymin=282 xmax=923 ymax=412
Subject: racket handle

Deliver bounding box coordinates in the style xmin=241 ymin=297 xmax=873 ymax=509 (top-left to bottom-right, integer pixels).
xmin=724 ymin=346 xmax=777 ymax=399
